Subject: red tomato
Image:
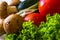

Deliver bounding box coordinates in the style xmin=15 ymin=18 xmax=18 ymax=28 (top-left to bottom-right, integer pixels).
xmin=38 ymin=0 xmax=60 ymax=17
xmin=24 ymin=13 xmax=45 ymax=26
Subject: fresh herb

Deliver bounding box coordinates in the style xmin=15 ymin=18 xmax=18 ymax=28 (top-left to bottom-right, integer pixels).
xmin=38 ymin=13 xmax=60 ymax=40
xmin=5 ymin=34 xmax=17 ymax=40
xmin=5 ymin=13 xmax=60 ymax=40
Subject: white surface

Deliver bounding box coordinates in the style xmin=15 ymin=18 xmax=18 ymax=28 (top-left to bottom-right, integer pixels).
xmin=0 ymin=34 xmax=5 ymax=40
xmin=20 ymin=0 xmax=25 ymax=2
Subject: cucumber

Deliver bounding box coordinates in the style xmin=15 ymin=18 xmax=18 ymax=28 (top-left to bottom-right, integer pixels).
xmin=17 ymin=0 xmax=39 ymax=11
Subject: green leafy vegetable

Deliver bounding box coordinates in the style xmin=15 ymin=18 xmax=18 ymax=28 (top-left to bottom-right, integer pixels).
xmin=5 ymin=34 xmax=17 ymax=40
xmin=5 ymin=13 xmax=60 ymax=40
xmin=38 ymin=13 xmax=60 ymax=40
xmin=16 ymin=21 xmax=39 ymax=40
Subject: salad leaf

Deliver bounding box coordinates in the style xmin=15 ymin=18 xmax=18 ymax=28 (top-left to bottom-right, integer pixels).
xmin=5 ymin=34 xmax=17 ymax=40
xmin=16 ymin=21 xmax=39 ymax=40
xmin=5 ymin=13 xmax=60 ymax=40
xmin=38 ymin=13 xmax=60 ymax=40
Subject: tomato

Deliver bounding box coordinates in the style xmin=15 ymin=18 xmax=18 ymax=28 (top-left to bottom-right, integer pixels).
xmin=24 ymin=13 xmax=45 ymax=26
xmin=38 ymin=0 xmax=60 ymax=17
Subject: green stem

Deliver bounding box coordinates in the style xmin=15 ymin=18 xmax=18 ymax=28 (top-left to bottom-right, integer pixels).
xmin=17 ymin=2 xmax=39 ymax=17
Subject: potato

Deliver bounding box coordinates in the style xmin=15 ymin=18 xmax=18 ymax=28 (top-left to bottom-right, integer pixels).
xmin=3 ymin=14 xmax=23 ymax=33
xmin=4 ymin=0 xmax=20 ymax=6
xmin=0 ymin=18 xmax=5 ymax=35
xmin=7 ymin=6 xmax=17 ymax=15
xmin=0 ymin=1 xmax=8 ymax=18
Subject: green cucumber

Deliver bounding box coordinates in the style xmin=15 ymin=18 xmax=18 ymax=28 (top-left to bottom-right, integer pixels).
xmin=17 ymin=0 xmax=39 ymax=11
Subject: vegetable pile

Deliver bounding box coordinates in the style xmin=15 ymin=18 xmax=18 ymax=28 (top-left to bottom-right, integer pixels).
xmin=0 ymin=0 xmax=60 ymax=40
xmin=0 ymin=0 xmax=39 ymax=35
xmin=5 ymin=13 xmax=60 ymax=40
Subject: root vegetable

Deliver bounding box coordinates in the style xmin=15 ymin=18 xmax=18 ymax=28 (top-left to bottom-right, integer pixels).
xmin=7 ymin=6 xmax=17 ymax=15
xmin=0 ymin=18 xmax=5 ymax=35
xmin=0 ymin=1 xmax=8 ymax=18
xmin=3 ymin=14 xmax=23 ymax=33
xmin=4 ymin=0 xmax=20 ymax=6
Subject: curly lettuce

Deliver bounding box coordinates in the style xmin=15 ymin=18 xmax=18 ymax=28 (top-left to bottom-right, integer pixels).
xmin=38 ymin=13 xmax=60 ymax=40
xmin=5 ymin=13 xmax=60 ymax=40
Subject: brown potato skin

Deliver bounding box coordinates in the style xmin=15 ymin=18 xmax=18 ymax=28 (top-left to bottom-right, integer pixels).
xmin=0 ymin=1 xmax=8 ymax=18
xmin=5 ymin=0 xmax=20 ymax=6
xmin=0 ymin=18 xmax=5 ymax=35
xmin=3 ymin=14 xmax=23 ymax=33
xmin=7 ymin=6 xmax=17 ymax=15
xmin=10 ymin=0 xmax=20 ymax=6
